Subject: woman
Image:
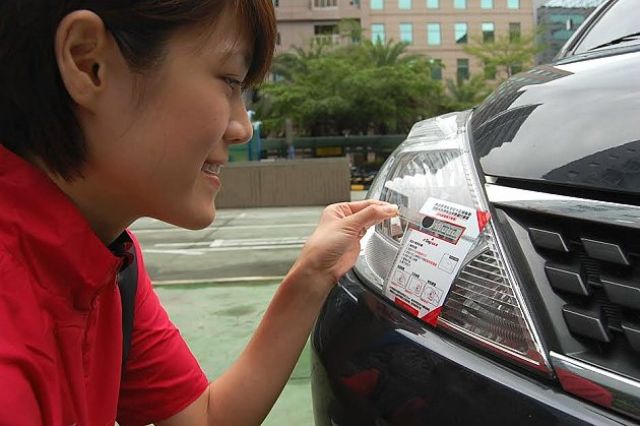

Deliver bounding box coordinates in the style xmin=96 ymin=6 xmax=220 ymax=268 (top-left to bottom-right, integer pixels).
xmin=0 ymin=1 xmax=397 ymax=425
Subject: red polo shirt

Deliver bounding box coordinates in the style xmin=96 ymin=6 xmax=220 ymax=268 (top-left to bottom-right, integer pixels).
xmin=0 ymin=145 xmax=209 ymax=425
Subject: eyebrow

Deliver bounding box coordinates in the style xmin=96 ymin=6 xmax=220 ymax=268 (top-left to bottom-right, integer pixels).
xmin=221 ymin=45 xmax=252 ymax=71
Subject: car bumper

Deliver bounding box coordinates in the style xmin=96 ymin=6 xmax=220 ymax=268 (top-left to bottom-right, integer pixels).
xmin=311 ymin=271 xmax=634 ymax=426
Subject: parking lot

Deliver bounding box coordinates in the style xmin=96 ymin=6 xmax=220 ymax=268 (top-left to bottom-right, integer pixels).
xmin=131 ymin=192 xmax=366 ymax=425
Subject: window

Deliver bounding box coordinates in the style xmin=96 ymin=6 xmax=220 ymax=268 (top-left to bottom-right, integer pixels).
xmin=371 ymin=23 xmax=385 ymax=43
xmin=427 ymin=23 xmax=441 ymax=45
xmin=573 ymin=0 xmax=640 ymax=54
xmin=399 ymin=0 xmax=412 ymax=9
xmin=455 ymin=23 xmax=468 ymax=44
xmin=457 ymin=58 xmax=469 ymax=81
xmin=507 ymin=0 xmax=519 ymax=9
xmin=482 ymin=22 xmax=495 ymax=43
xmin=430 ymin=59 xmax=443 ymax=80
xmin=370 ymin=0 xmax=384 ymax=9
xmin=314 ymin=0 xmax=337 ymax=6
xmin=427 ymin=0 xmax=439 ymax=8
xmin=453 ymin=0 xmax=466 ymax=9
xmin=315 ymin=24 xmax=338 ymax=35
xmin=276 ymin=32 xmax=281 ymax=46
xmin=272 ymin=0 xmax=279 ymax=6
xmin=509 ymin=22 xmax=521 ymax=42
xmin=314 ymin=24 xmax=339 ymax=43
xmin=400 ymin=23 xmax=413 ymax=43
xmin=480 ymin=0 xmax=493 ymax=9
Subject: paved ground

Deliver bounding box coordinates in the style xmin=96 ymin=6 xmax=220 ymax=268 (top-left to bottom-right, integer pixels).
xmin=133 ymin=206 xmax=323 ymax=283
xmin=131 ymin=192 xmax=367 ymax=425
xmin=154 ymin=281 xmax=312 ymax=426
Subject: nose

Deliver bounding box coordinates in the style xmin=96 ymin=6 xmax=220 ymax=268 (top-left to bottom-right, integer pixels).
xmin=223 ymin=99 xmax=253 ymax=145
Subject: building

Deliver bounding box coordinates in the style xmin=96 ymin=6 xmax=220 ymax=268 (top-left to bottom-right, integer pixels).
xmin=273 ymin=0 xmax=535 ymax=82
xmin=536 ymin=0 xmax=604 ymax=64
xmin=274 ymin=0 xmax=363 ymax=52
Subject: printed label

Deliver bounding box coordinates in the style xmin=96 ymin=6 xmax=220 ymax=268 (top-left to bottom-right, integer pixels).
xmin=383 ymin=198 xmax=491 ymax=325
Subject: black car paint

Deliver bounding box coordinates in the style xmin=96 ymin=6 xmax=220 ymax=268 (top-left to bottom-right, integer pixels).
xmin=311 ymin=272 xmax=630 ymax=426
xmin=311 ymin=10 xmax=640 ymax=426
xmin=471 ymin=50 xmax=640 ymax=196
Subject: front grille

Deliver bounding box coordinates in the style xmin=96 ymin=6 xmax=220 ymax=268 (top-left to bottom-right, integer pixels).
xmin=505 ymin=207 xmax=640 ymax=379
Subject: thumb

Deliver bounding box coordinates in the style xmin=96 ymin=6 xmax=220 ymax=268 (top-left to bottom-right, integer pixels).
xmin=346 ymin=203 xmax=399 ymax=232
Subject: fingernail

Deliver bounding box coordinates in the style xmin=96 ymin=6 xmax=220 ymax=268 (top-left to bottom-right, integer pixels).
xmin=383 ymin=204 xmax=399 ymax=215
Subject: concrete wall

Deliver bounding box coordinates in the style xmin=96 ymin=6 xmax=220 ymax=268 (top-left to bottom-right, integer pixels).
xmin=215 ymin=158 xmax=351 ymax=208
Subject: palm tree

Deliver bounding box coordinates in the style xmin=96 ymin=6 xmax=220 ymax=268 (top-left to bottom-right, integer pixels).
xmin=361 ymin=39 xmax=423 ymax=67
xmin=445 ymin=75 xmax=492 ymax=111
xmin=270 ymin=41 xmax=332 ymax=82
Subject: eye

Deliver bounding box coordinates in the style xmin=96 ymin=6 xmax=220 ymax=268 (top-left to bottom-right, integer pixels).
xmin=223 ymin=77 xmax=243 ymax=92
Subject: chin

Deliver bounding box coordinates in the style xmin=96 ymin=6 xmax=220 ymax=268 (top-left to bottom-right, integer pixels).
xmin=164 ymin=204 xmax=216 ymax=230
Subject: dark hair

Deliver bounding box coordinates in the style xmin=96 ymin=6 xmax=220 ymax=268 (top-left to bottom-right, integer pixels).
xmin=0 ymin=0 xmax=276 ymax=180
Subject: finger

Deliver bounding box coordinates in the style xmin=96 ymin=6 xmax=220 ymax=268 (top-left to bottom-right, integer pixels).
xmin=346 ymin=203 xmax=399 ymax=232
xmin=335 ymin=199 xmax=390 ymax=215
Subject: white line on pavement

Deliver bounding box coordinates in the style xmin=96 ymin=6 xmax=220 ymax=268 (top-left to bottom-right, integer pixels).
xmin=143 ymin=249 xmax=205 ymax=256
xmin=153 ymin=237 xmax=307 ymax=248
xmin=144 ymin=243 xmax=304 ymax=255
xmin=133 ymin=223 xmax=316 ymax=234
xmin=153 ymin=276 xmax=285 ymax=286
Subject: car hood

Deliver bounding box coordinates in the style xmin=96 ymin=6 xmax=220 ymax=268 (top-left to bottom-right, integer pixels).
xmin=470 ymin=50 xmax=640 ymax=196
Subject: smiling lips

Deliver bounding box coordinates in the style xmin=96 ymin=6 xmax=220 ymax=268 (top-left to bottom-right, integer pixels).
xmin=201 ymin=162 xmax=223 ymax=176
xmin=201 ymin=162 xmax=223 ymax=189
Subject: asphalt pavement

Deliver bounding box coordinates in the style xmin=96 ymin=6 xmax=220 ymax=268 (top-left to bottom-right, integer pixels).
xmin=131 ymin=191 xmax=367 ymax=425
xmin=132 ymin=206 xmax=324 ymax=283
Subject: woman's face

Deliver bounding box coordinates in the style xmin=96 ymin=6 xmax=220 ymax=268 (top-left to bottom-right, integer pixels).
xmin=82 ymin=10 xmax=253 ymax=230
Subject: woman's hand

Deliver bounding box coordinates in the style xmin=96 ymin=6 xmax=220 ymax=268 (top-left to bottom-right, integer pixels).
xmin=293 ymin=200 xmax=399 ymax=291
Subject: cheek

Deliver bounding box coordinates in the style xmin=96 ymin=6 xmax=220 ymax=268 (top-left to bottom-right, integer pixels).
xmin=99 ymin=82 xmax=231 ymax=188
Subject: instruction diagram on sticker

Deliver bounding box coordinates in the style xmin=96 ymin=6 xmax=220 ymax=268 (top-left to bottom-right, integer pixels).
xmin=384 ymin=197 xmax=491 ymax=326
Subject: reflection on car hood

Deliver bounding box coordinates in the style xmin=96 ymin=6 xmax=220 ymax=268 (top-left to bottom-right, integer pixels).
xmin=470 ymin=51 xmax=640 ymax=196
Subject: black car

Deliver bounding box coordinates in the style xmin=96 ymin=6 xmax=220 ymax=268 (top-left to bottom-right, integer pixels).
xmin=311 ymin=1 xmax=640 ymax=424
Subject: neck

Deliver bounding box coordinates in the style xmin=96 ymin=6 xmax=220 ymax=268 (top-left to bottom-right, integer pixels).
xmin=41 ymin=166 xmax=133 ymax=245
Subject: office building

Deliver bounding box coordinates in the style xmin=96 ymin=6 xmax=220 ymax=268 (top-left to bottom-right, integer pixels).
xmin=273 ymin=0 xmax=535 ymax=81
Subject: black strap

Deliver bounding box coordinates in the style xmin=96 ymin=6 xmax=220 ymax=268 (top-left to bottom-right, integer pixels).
xmin=111 ymin=232 xmax=139 ymax=376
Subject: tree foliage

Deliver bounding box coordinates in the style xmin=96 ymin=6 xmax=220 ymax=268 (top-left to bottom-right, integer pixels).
xmin=444 ymin=75 xmax=492 ymax=111
xmin=464 ymin=30 xmax=544 ymax=80
xmin=257 ymin=39 xmax=446 ymax=136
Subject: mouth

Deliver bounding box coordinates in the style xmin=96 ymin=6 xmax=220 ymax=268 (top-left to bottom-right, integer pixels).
xmin=201 ymin=161 xmax=224 ymax=190
xmin=201 ymin=162 xmax=223 ymax=176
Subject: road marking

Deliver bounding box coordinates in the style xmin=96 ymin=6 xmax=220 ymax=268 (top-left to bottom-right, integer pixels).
xmin=143 ymin=249 xmax=205 ymax=256
xmin=133 ymin=223 xmax=316 ymax=234
xmin=144 ymin=243 xmax=304 ymax=255
xmin=153 ymin=237 xmax=307 ymax=248
xmin=153 ymin=276 xmax=285 ymax=286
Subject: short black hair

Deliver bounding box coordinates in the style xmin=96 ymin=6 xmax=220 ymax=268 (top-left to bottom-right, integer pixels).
xmin=0 ymin=0 xmax=276 ymax=180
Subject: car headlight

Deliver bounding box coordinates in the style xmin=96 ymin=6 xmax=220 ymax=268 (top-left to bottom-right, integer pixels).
xmin=355 ymin=111 xmax=551 ymax=375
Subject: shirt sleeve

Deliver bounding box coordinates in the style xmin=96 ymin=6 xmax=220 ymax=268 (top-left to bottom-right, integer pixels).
xmin=116 ymin=233 xmax=209 ymax=426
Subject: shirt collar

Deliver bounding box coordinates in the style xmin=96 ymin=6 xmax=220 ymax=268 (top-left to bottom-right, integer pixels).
xmin=0 ymin=145 xmax=122 ymax=309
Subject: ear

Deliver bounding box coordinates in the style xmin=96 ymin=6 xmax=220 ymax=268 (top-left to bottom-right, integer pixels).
xmin=55 ymin=10 xmax=112 ymax=110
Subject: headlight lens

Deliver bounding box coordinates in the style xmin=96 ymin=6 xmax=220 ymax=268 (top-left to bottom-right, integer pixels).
xmin=355 ymin=111 xmax=551 ymax=374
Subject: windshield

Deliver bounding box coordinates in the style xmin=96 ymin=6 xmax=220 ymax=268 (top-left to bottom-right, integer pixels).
xmin=573 ymin=0 xmax=640 ymax=54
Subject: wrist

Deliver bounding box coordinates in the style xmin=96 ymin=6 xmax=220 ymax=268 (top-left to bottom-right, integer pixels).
xmin=285 ymin=259 xmax=336 ymax=302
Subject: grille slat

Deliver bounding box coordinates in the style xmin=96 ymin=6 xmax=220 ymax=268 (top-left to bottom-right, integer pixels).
xmin=516 ymin=209 xmax=640 ymax=363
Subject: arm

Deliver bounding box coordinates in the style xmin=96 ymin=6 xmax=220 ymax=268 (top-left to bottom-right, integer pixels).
xmin=158 ymin=200 xmax=398 ymax=426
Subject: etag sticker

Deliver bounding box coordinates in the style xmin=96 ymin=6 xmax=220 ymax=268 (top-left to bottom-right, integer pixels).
xmin=383 ymin=198 xmax=491 ymax=326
